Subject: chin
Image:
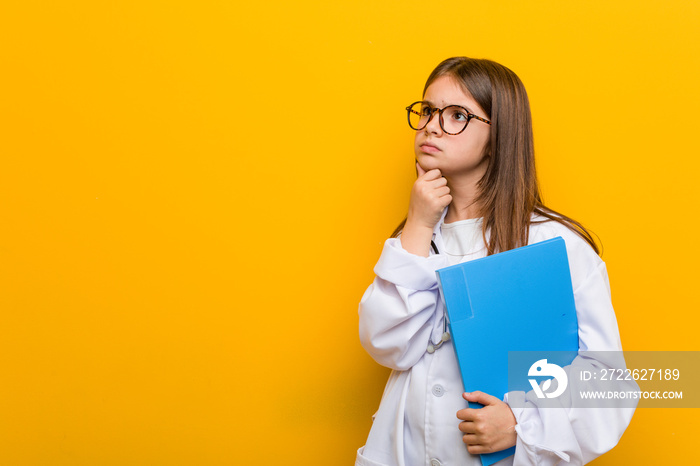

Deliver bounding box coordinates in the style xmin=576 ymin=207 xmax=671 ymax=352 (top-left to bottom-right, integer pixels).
xmin=416 ymin=156 xmax=437 ymax=170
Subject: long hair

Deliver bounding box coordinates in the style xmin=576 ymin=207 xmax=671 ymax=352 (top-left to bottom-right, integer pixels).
xmin=393 ymin=57 xmax=599 ymax=255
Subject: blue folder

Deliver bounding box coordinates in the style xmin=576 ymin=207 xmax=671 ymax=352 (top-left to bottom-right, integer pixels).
xmin=435 ymin=236 xmax=579 ymax=466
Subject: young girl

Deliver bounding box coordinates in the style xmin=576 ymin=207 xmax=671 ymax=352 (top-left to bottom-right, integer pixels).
xmin=356 ymin=57 xmax=636 ymax=466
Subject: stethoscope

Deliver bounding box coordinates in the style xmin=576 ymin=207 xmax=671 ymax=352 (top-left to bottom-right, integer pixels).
xmin=426 ymin=240 xmax=451 ymax=354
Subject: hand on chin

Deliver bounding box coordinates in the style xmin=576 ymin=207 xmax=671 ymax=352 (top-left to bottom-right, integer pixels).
xmin=415 ymin=154 xmax=440 ymax=172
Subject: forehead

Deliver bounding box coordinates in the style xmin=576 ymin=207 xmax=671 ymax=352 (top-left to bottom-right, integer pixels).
xmin=423 ymin=75 xmax=484 ymax=113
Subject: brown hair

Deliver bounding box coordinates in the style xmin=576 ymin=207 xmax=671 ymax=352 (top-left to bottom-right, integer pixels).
xmin=393 ymin=57 xmax=600 ymax=255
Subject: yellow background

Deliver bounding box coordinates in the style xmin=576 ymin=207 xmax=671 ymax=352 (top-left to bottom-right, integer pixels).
xmin=1 ymin=0 xmax=698 ymax=464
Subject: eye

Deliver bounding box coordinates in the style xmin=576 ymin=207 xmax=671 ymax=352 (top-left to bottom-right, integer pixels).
xmin=446 ymin=106 xmax=470 ymax=122
xmin=454 ymin=109 xmax=470 ymax=121
xmin=420 ymin=103 xmax=432 ymax=116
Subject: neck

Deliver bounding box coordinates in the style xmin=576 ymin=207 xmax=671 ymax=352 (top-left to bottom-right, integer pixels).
xmin=444 ymin=175 xmax=482 ymax=223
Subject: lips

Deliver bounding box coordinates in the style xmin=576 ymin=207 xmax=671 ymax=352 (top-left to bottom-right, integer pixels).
xmin=420 ymin=142 xmax=441 ymax=154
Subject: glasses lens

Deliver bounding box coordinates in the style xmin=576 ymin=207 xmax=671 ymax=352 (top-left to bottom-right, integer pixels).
xmin=441 ymin=106 xmax=470 ymax=135
xmin=408 ymin=102 xmax=431 ymax=130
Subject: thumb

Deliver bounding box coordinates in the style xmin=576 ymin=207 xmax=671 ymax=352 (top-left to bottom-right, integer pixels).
xmin=415 ymin=161 xmax=427 ymax=177
xmin=463 ymin=391 xmax=501 ymax=406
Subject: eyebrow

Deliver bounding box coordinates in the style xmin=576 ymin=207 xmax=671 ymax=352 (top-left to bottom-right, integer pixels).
xmin=423 ymin=99 xmax=476 ymax=115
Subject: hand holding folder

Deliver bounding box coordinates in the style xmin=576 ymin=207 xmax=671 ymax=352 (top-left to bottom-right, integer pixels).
xmin=436 ymin=237 xmax=579 ymax=466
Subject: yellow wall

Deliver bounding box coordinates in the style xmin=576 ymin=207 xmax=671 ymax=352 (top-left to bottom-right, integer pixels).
xmin=1 ymin=1 xmax=697 ymax=464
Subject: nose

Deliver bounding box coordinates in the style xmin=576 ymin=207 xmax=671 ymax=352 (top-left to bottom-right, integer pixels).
xmin=424 ymin=109 xmax=443 ymax=135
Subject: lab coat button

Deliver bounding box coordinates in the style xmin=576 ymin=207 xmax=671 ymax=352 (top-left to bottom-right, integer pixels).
xmin=431 ymin=384 xmax=445 ymax=397
xmin=430 ymin=459 xmax=443 ymax=466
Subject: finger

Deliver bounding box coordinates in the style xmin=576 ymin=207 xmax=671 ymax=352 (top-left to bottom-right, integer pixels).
xmin=427 ymin=176 xmax=448 ymax=188
xmin=456 ymin=408 xmax=479 ymax=422
xmin=421 ymin=168 xmax=442 ymax=181
xmin=435 ymin=186 xmax=451 ymax=198
xmin=458 ymin=420 xmax=477 ymax=434
xmin=464 ymin=391 xmax=501 ymax=406
xmin=466 ymin=443 xmax=491 ymax=455
xmin=416 ymin=162 xmax=426 ymax=177
xmin=462 ymin=432 xmax=480 ymax=445
xmin=433 ymin=176 xmax=448 ymax=187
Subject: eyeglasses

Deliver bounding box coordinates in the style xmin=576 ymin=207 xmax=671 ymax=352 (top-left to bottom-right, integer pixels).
xmin=406 ymin=101 xmax=491 ymax=135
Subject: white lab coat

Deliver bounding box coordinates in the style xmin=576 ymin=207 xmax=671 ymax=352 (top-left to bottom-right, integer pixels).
xmin=356 ymin=210 xmax=637 ymax=466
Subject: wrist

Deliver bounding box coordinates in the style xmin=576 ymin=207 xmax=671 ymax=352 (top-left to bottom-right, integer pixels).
xmin=400 ymin=219 xmax=435 ymax=257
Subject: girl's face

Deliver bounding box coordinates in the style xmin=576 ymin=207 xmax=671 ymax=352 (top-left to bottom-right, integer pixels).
xmin=414 ymin=75 xmax=491 ymax=184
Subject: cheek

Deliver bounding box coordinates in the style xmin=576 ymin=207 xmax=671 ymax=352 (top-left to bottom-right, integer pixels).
xmin=479 ymin=138 xmax=491 ymax=158
xmin=469 ymin=131 xmax=490 ymax=156
xmin=481 ymin=131 xmax=491 ymax=154
xmin=453 ymin=134 xmax=490 ymax=164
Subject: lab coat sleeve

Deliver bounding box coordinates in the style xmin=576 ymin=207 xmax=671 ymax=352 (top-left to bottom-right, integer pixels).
xmin=504 ymin=235 xmax=638 ymax=465
xmin=358 ymin=237 xmax=449 ymax=371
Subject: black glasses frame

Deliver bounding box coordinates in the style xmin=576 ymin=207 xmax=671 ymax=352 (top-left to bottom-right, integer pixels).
xmin=406 ymin=101 xmax=491 ymax=135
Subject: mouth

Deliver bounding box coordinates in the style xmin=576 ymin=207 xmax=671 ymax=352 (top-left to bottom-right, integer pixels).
xmin=419 ymin=142 xmax=441 ymax=154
